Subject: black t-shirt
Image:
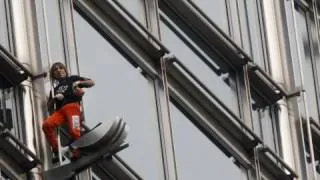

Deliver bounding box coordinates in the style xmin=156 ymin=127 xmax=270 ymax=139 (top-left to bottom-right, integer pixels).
xmin=51 ymin=75 xmax=89 ymax=110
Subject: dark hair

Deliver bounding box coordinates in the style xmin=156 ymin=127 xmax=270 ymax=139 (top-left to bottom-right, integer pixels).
xmin=50 ymin=62 xmax=68 ymax=80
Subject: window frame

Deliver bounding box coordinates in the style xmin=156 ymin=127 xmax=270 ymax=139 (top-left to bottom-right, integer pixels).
xmin=159 ymin=12 xmax=242 ymax=117
xmin=73 ymin=1 xmax=168 ymax=179
xmin=158 ymin=0 xmax=287 ymax=108
xmin=169 ymin=99 xmax=250 ymax=180
xmin=158 ymin=0 xmax=249 ymax=67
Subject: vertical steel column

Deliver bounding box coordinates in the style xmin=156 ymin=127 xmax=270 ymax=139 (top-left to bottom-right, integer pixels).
xmin=150 ymin=0 xmax=178 ymax=179
xmin=59 ymin=0 xmax=79 ymax=73
xmin=261 ymin=0 xmax=296 ymax=171
xmin=10 ymin=0 xmax=44 ymax=179
xmin=290 ymin=0 xmax=318 ymax=179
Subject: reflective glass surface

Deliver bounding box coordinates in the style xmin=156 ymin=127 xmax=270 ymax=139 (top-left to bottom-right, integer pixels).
xmin=160 ymin=18 xmax=240 ymax=116
xmin=0 ymin=1 xmax=10 ymax=50
xmin=170 ymin=102 xmax=246 ymax=180
xmin=116 ymin=0 xmax=146 ymax=26
xmin=44 ymin=0 xmax=65 ymax=62
xmin=0 ymin=88 xmax=24 ymax=139
xmin=190 ymin=0 xmax=229 ymax=35
xmin=251 ymin=91 xmax=278 ymax=152
xmin=295 ymin=7 xmax=319 ymax=121
xmin=245 ymin=0 xmax=267 ymax=69
xmin=73 ymin=11 xmax=164 ymax=180
xmin=237 ymin=0 xmax=251 ymax=53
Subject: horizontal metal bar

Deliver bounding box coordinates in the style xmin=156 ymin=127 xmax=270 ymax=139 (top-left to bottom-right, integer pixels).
xmin=0 ymin=44 xmax=34 ymax=78
xmin=259 ymin=146 xmax=298 ymax=178
xmin=112 ymin=154 xmax=143 ymax=179
xmin=185 ymin=0 xmax=251 ymax=60
xmin=0 ymin=129 xmax=41 ymax=164
xmin=248 ymin=62 xmax=287 ymax=96
xmin=160 ymin=12 xmax=222 ymax=75
xmin=108 ymin=0 xmax=169 ymax=54
xmin=169 ymin=58 xmax=261 ymax=143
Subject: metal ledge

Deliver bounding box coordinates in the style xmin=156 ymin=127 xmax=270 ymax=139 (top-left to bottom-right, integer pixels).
xmin=74 ymin=0 xmax=167 ymax=63
xmin=92 ymin=154 xmax=143 ymax=180
xmin=0 ymin=129 xmax=41 ymax=172
xmin=58 ymin=123 xmax=141 ymax=180
xmin=166 ymin=58 xmax=261 ymax=156
xmin=0 ymin=45 xmax=29 ymax=88
xmin=248 ymin=62 xmax=287 ymax=105
xmin=257 ymin=147 xmax=298 ymax=180
xmin=159 ymin=0 xmax=249 ymax=67
xmin=159 ymin=0 xmax=290 ymax=106
xmin=44 ymin=144 xmax=129 ymax=180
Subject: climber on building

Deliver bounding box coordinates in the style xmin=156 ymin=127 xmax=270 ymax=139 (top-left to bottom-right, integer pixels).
xmin=42 ymin=62 xmax=95 ymax=163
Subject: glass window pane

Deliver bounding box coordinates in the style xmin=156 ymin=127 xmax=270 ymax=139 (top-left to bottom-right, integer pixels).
xmin=295 ymin=7 xmax=319 ymax=122
xmin=0 ymin=91 xmax=4 ymax=128
xmin=1 ymin=90 xmax=13 ymax=131
xmin=251 ymin=90 xmax=279 ymax=152
xmin=160 ymin=18 xmax=240 ymax=116
xmin=116 ymin=0 xmax=146 ymax=26
xmin=245 ymin=0 xmax=267 ymax=69
xmin=0 ymin=1 xmax=10 ymax=50
xmin=44 ymin=0 xmax=65 ymax=62
xmin=237 ymin=0 xmax=251 ymax=54
xmin=170 ymin=102 xmax=247 ymax=180
xmin=0 ymin=88 xmax=24 ymax=141
xmin=190 ymin=0 xmax=230 ymax=35
xmin=73 ymin=11 xmax=164 ymax=180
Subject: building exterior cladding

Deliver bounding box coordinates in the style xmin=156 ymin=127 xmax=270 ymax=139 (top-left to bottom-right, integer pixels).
xmin=2 ymin=0 xmax=320 ymax=180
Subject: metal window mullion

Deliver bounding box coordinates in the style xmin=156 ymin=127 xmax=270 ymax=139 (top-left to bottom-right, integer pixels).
xmin=0 ymin=90 xmax=6 ymax=129
xmin=242 ymin=64 xmax=255 ymax=134
xmin=256 ymin=0 xmax=270 ymax=72
xmin=157 ymin=58 xmax=183 ymax=180
xmin=4 ymin=0 xmax=14 ymax=54
xmin=230 ymin=0 xmax=244 ymax=48
xmin=271 ymin=105 xmax=280 ymax=155
xmin=13 ymin=87 xmax=23 ymax=141
xmin=287 ymin=2 xmax=313 ymax=179
xmin=291 ymin=1 xmax=318 ymax=179
xmin=305 ymin=11 xmax=320 ymax=123
xmin=226 ymin=0 xmax=235 ymax=41
xmin=154 ymin=78 xmax=177 ymax=180
xmin=237 ymin=0 xmax=251 ymax=54
xmin=59 ymin=0 xmax=84 ymax=74
xmin=153 ymin=2 xmax=179 ymax=180
xmin=236 ymin=66 xmax=252 ymax=130
xmin=58 ymin=0 xmax=72 ymax=69
xmin=257 ymin=109 xmax=264 ymax=144
xmin=311 ymin=1 xmax=320 ymax=124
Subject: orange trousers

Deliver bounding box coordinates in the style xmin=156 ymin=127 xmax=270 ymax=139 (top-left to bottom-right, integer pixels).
xmin=42 ymin=103 xmax=81 ymax=152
